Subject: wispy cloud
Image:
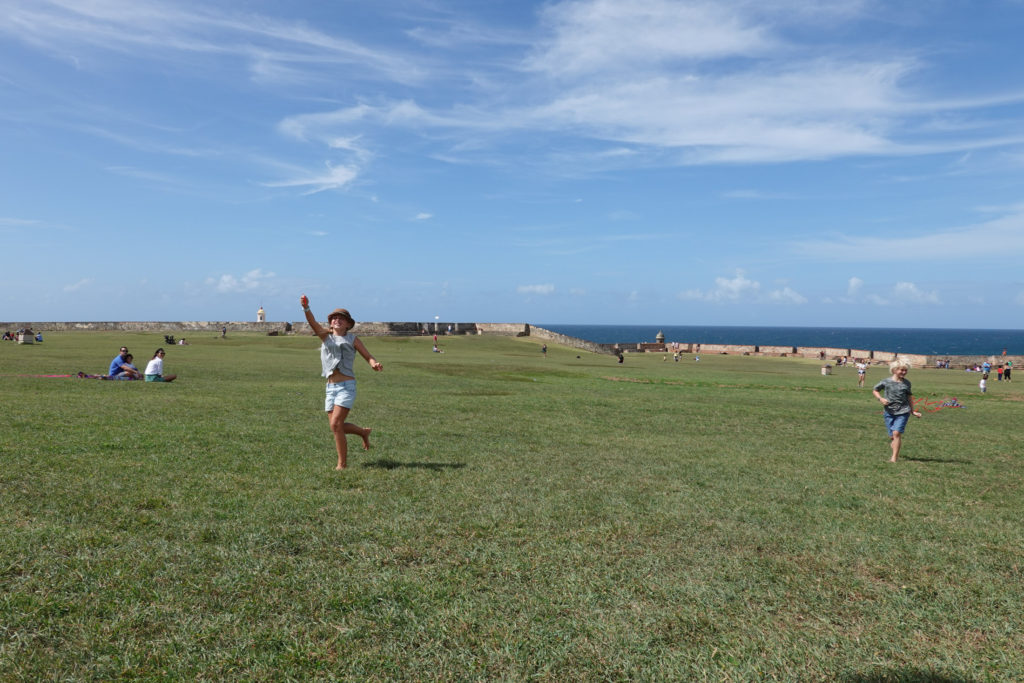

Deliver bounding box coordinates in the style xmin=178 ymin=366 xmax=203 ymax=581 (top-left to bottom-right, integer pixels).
xmin=261 ymin=163 xmax=358 ymax=194
xmin=862 ymin=281 xmax=941 ymax=306
xmin=205 ymin=268 xmax=275 ymax=294
xmin=679 ymin=270 xmax=807 ymax=304
xmin=517 ymin=283 xmax=555 ymax=295
xmin=793 ymin=208 xmax=1024 ymax=262
xmin=0 ymin=217 xmax=42 ymax=227
xmin=2 ymin=0 xmax=423 ymax=85
xmin=414 ymin=212 xmax=433 ymax=220
xmin=63 ymin=278 xmax=93 ymax=292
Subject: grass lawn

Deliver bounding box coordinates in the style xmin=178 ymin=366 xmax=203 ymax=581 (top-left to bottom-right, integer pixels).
xmin=2 ymin=331 xmax=1023 ymax=680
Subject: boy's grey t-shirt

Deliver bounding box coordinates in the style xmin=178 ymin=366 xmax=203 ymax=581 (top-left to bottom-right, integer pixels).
xmin=873 ymin=377 xmax=913 ymax=415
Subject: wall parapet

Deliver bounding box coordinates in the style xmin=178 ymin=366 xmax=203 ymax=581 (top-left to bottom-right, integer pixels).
xmin=3 ymin=321 xmax=1017 ymax=367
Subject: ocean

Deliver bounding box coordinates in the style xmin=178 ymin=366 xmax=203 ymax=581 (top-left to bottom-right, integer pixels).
xmin=538 ymin=324 xmax=1024 ymax=357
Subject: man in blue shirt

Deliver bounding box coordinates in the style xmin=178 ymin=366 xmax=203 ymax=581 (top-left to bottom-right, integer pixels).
xmin=109 ymin=346 xmax=141 ymax=379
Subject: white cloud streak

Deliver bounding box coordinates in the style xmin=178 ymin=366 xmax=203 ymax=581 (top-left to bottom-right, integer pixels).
xmin=793 ymin=208 xmax=1024 ymax=262
xmin=206 ymin=268 xmax=275 ymax=294
xmin=517 ymin=284 xmax=555 ymax=295
xmin=63 ymin=278 xmax=93 ymax=292
xmin=261 ymin=163 xmax=358 ymax=194
xmin=679 ymin=271 xmax=807 ymax=305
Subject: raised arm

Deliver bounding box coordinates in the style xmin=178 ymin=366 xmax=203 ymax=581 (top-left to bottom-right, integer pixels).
xmin=353 ymin=337 xmax=383 ymax=372
xmin=300 ymin=294 xmax=329 ymax=341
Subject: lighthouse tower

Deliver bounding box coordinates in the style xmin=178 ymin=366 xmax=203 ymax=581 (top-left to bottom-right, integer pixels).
xmin=257 ymin=305 xmax=265 ymax=323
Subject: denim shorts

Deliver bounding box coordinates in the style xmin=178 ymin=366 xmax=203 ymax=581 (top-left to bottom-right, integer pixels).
xmin=325 ymin=380 xmax=356 ymax=411
xmin=884 ymin=412 xmax=909 ymax=436
xmin=145 ymin=374 xmax=165 ymax=382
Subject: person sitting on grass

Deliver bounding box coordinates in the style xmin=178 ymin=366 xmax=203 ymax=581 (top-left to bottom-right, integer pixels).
xmin=124 ymin=354 xmax=141 ymax=376
xmin=108 ymin=346 xmax=142 ymax=380
xmin=144 ymin=348 xmax=177 ymax=382
xmin=871 ymin=359 xmax=923 ymax=463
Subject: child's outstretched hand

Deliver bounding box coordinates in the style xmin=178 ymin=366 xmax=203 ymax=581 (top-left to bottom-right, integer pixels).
xmin=300 ymin=294 xmax=309 ymax=308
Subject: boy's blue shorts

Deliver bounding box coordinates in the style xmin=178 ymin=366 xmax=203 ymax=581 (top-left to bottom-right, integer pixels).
xmin=884 ymin=412 xmax=909 ymax=436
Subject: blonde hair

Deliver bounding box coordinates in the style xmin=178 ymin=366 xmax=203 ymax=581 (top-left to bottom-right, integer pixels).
xmin=889 ymin=359 xmax=911 ymax=373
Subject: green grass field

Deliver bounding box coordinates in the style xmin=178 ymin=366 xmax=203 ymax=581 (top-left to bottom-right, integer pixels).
xmin=2 ymin=331 xmax=1022 ymax=680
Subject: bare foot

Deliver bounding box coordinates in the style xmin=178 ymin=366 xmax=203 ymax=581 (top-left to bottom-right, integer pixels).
xmin=335 ymin=463 xmax=346 ymax=470
xmin=361 ymin=428 xmax=372 ymax=451
xmin=888 ymin=457 xmax=897 ymax=463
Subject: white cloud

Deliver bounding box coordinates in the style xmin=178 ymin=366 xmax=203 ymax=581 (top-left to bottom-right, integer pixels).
xmin=415 ymin=212 xmax=433 ymax=220
xmin=768 ymin=286 xmax=807 ymax=304
xmin=517 ymin=284 xmax=555 ymax=295
xmin=680 ymin=271 xmax=760 ymax=302
xmin=794 ymin=208 xmax=1024 ymax=262
xmin=63 ymin=278 xmax=93 ymax=292
xmin=0 ymin=217 xmax=42 ymax=227
xmin=847 ymin=277 xmax=864 ymax=297
xmin=861 ymin=281 xmax=941 ymax=306
xmin=1 ymin=0 xmax=421 ymax=86
xmin=892 ymin=281 xmax=941 ymax=305
xmin=527 ymin=0 xmax=777 ymax=77
xmin=262 ymin=162 xmax=358 ymax=195
xmin=679 ymin=270 xmax=807 ymax=305
xmin=206 ymin=268 xmax=275 ymax=294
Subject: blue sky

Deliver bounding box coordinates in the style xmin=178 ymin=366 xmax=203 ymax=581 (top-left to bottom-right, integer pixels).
xmin=3 ymin=0 xmax=1024 ymax=328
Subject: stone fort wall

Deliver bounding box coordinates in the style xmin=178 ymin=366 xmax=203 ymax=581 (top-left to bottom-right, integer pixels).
xmin=3 ymin=320 xmax=1017 ymax=367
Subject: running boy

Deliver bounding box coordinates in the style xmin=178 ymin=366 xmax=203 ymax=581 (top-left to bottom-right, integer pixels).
xmin=301 ymin=295 xmax=382 ymax=470
xmin=872 ymin=359 xmax=923 ymax=463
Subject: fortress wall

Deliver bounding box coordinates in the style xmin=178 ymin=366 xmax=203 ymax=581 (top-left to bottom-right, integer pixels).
xmin=0 ymin=321 xmax=284 ymax=333
xmin=757 ymin=345 xmax=797 ymax=356
xmin=527 ymin=326 xmax=614 ymax=355
xmin=4 ymin=321 xmax=1018 ymax=368
xmin=476 ymin=322 xmax=530 ymax=337
xmin=693 ymin=343 xmax=756 ymax=354
xmin=796 ymin=346 xmax=852 ymax=359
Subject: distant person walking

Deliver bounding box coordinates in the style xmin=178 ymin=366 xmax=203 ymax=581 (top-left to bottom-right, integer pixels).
xmin=856 ymin=360 xmax=867 ymax=387
xmin=997 ymin=365 xmax=1004 ymax=381
xmin=872 ymin=359 xmax=923 ymax=463
xmin=980 ymin=374 xmax=988 ymax=393
xmin=1005 ymin=360 xmax=1012 ymax=381
xmin=301 ymin=294 xmax=382 ymax=470
xmin=541 ymin=343 xmax=547 ymax=358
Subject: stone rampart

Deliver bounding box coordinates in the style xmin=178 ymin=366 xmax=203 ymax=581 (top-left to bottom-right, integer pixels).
xmin=757 ymin=345 xmax=797 ymax=356
xmin=695 ymin=343 xmax=755 ymax=355
xmin=0 ymin=321 xmax=287 ymax=333
xmin=527 ymin=326 xmax=613 ymax=355
xmin=3 ymin=321 xmax=1017 ymax=368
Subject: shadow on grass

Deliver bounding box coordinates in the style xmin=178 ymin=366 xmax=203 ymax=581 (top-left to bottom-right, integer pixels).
xmin=362 ymin=457 xmax=466 ymax=471
xmin=903 ymin=456 xmax=973 ymax=464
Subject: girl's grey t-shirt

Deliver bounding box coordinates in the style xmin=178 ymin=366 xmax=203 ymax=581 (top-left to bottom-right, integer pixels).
xmin=320 ymin=333 xmax=356 ymax=378
xmin=873 ymin=377 xmax=913 ymax=415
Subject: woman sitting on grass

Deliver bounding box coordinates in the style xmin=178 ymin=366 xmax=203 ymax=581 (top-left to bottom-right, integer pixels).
xmin=301 ymin=294 xmax=382 ymax=470
xmin=144 ymin=348 xmax=177 ymax=382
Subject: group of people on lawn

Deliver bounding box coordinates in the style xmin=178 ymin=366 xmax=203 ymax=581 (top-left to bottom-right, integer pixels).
xmin=107 ymin=345 xmax=176 ymax=382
